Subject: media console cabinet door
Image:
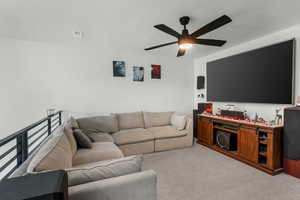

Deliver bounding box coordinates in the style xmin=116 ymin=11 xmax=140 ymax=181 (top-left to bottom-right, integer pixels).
xmin=239 ymin=127 xmax=259 ymax=163
xmin=198 ymin=118 xmax=213 ymax=145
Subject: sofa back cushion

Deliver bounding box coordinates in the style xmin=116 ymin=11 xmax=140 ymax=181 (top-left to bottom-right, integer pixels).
xmin=77 ymin=115 xmax=119 ymax=134
xmin=115 ymin=112 xmax=144 ymax=130
xmin=143 ymin=111 xmax=174 ymax=128
xmin=27 ymin=127 xmax=73 ymax=173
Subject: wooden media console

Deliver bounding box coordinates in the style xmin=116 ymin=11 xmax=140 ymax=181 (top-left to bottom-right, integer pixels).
xmin=197 ymin=114 xmax=283 ymax=175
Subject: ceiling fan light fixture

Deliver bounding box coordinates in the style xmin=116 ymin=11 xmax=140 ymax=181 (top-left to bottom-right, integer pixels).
xmin=178 ymin=36 xmax=194 ymax=50
xmin=179 ymin=43 xmax=193 ymax=50
xmin=145 ymin=15 xmax=232 ymax=57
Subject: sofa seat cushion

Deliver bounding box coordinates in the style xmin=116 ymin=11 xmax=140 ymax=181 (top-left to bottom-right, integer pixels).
xmin=72 ymin=142 xmax=124 ymax=166
xmin=86 ymin=132 xmax=114 ymax=143
xmin=67 ymin=155 xmax=143 ymax=186
xmin=147 ymin=126 xmax=187 ymax=139
xmin=112 ymin=128 xmax=154 ymax=145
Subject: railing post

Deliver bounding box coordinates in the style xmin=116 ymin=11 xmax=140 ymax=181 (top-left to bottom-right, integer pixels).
xmin=16 ymin=135 xmax=22 ymax=166
xmin=47 ymin=117 xmax=52 ymax=136
xmin=59 ymin=111 xmax=62 ymax=125
xmin=16 ymin=132 xmax=28 ymax=166
xmin=21 ymin=132 xmax=28 ymax=162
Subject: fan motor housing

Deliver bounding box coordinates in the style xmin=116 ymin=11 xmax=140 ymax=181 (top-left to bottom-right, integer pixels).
xmin=179 ymin=16 xmax=190 ymax=26
xmin=179 ymin=35 xmax=194 ymax=44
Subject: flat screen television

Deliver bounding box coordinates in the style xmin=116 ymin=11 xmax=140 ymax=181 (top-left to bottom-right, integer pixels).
xmin=207 ymin=39 xmax=295 ymax=104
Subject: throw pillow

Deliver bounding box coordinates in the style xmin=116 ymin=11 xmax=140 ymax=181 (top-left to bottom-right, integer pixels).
xmin=72 ymin=127 xmax=95 ymax=142
xmin=171 ymin=114 xmax=187 ymax=131
xmin=67 ymin=155 xmax=143 ymax=186
xmin=73 ymin=129 xmax=92 ymax=149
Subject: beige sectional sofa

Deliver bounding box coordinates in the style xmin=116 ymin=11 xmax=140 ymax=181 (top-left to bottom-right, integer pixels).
xmin=11 ymin=111 xmax=192 ymax=200
xmin=12 ymin=119 xmax=156 ymax=200
xmin=77 ymin=111 xmax=193 ymax=156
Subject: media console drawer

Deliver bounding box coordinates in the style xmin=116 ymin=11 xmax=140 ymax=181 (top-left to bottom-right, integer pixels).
xmin=197 ymin=114 xmax=283 ymax=175
xmin=197 ymin=117 xmax=213 ymax=145
xmin=239 ymin=127 xmax=258 ymax=163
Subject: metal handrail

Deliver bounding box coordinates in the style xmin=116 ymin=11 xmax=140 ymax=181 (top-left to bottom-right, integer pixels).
xmin=0 ymin=111 xmax=63 ymax=179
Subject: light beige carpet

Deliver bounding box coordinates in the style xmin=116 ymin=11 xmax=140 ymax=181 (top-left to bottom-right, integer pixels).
xmin=143 ymin=144 xmax=300 ymax=200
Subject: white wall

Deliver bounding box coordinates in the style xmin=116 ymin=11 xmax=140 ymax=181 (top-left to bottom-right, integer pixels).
xmin=0 ymin=38 xmax=194 ymax=139
xmin=194 ymin=24 xmax=300 ymax=121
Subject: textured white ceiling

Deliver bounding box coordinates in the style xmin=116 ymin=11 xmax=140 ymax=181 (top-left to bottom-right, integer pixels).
xmin=1 ymin=0 xmax=300 ymax=57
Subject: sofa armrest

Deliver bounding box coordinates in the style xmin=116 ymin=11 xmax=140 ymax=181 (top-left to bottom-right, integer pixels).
xmin=183 ymin=117 xmax=194 ymax=147
xmin=185 ymin=117 xmax=193 ymax=137
xmin=69 ymin=170 xmax=157 ymax=200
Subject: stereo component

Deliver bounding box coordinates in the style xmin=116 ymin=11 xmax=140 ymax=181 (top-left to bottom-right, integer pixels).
xmin=220 ymin=110 xmax=245 ymax=120
xmin=215 ymin=130 xmax=237 ymax=151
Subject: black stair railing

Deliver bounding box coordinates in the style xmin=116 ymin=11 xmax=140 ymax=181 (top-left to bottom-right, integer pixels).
xmin=0 ymin=111 xmax=62 ymax=179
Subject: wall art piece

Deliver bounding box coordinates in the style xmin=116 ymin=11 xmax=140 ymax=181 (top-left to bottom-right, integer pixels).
xmin=113 ymin=61 xmax=126 ymax=77
xmin=133 ymin=66 xmax=144 ymax=82
xmin=151 ymin=64 xmax=161 ymax=79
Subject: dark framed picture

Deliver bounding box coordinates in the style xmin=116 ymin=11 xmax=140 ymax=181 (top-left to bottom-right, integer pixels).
xmin=133 ymin=66 xmax=144 ymax=82
xmin=151 ymin=64 xmax=161 ymax=79
xmin=113 ymin=61 xmax=126 ymax=77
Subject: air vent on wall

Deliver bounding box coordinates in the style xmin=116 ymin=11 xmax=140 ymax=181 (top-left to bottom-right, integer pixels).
xmin=72 ymin=31 xmax=83 ymax=39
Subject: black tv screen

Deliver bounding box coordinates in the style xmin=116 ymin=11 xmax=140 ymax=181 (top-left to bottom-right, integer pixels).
xmin=207 ymin=40 xmax=295 ymax=104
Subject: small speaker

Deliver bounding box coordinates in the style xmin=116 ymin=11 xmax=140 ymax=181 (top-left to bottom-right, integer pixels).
xmin=197 ymin=76 xmax=205 ymax=89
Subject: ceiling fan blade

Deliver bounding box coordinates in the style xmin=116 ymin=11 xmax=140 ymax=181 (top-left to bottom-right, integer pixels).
xmin=191 ymin=15 xmax=232 ymax=38
xmin=195 ymin=39 xmax=227 ymax=46
xmin=177 ymin=49 xmax=186 ymax=57
xmin=154 ymin=24 xmax=181 ymax=38
xmin=144 ymin=41 xmax=177 ymax=51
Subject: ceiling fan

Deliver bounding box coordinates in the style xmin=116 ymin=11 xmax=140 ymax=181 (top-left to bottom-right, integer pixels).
xmin=145 ymin=15 xmax=232 ymax=57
